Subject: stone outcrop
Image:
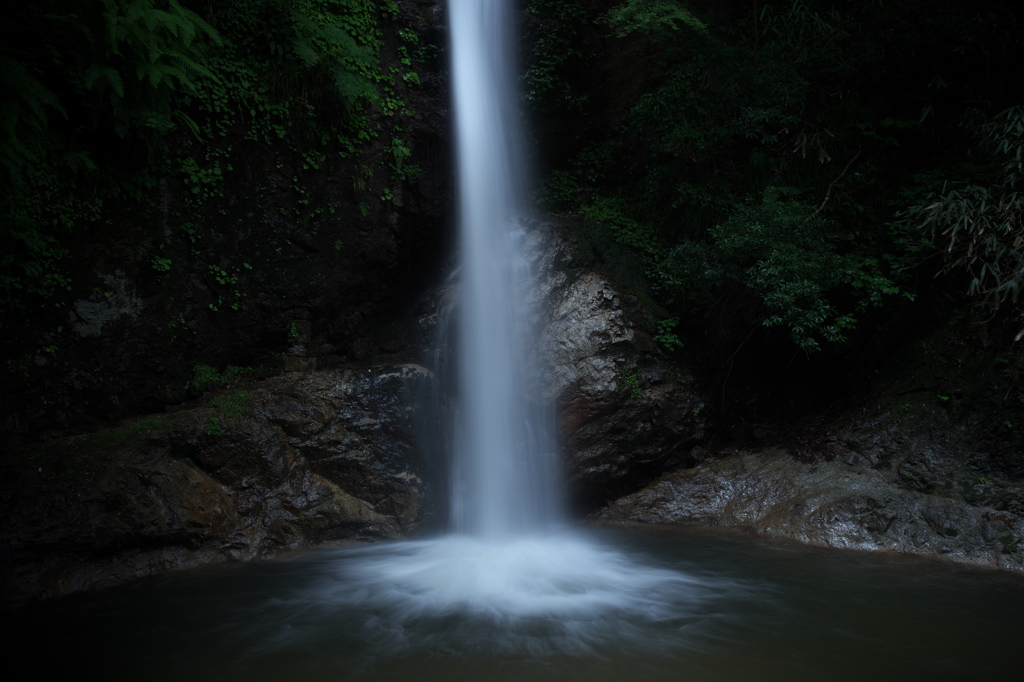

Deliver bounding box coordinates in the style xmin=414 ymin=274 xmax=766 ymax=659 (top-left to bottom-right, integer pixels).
xmin=597 ymin=404 xmax=1024 ymax=571
xmin=530 ymin=223 xmax=709 ymax=508
xmin=0 ymin=366 xmax=432 ymax=609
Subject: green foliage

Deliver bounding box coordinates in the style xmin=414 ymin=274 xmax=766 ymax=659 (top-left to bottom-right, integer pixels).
xmin=623 ymin=372 xmax=642 ymax=398
xmin=187 ymin=364 xmax=225 ymax=393
xmin=593 ymin=185 xmax=902 ymax=351
xmin=0 ymin=216 xmax=73 ymax=324
xmin=0 ymin=57 xmax=67 ymax=184
xmin=654 ymin=317 xmax=684 ymax=351
xmin=523 ymin=0 xmax=589 ymax=113
xmin=1 ymin=1 xmax=220 ymax=322
xmin=528 ymin=0 xmax=1024 ymax=354
xmin=1 ymin=0 xmax=419 ymax=339
xmin=707 ymin=188 xmax=899 ymax=351
xmin=206 ymin=416 xmax=227 ymax=436
xmin=582 ymin=196 xmax=661 ymax=256
xmin=601 ymin=0 xmax=707 ymax=38
xmin=286 ymin=4 xmax=379 ymax=111
xmin=387 ymin=135 xmax=419 ymax=181
xmin=899 ymin=107 xmax=1024 ymax=319
xmin=84 ymin=0 xmax=222 ymax=137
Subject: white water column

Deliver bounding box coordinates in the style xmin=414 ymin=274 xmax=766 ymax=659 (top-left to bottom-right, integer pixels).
xmin=448 ymin=0 xmax=559 ymax=538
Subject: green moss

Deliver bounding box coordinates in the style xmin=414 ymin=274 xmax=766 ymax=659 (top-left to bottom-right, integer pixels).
xmin=210 ymin=390 xmax=251 ymax=422
xmin=85 ymin=415 xmax=166 ymax=449
xmin=187 ymin=365 xmax=255 ymax=393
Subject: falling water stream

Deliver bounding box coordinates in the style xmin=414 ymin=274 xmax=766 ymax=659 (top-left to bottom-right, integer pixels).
xmin=448 ymin=0 xmax=558 ymax=537
xmin=7 ymin=2 xmax=1024 ymax=679
xmin=348 ymin=0 xmax=710 ymax=635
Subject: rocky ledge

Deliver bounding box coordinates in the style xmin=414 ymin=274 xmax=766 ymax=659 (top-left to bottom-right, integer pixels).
xmin=0 ymin=366 xmax=433 ymax=609
xmin=597 ymin=430 xmax=1024 ymax=572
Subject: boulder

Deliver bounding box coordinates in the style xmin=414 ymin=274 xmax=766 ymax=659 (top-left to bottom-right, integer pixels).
xmin=532 ymin=224 xmax=709 ymax=508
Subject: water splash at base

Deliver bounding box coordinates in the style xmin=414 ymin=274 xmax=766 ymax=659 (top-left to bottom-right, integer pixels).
xmin=247 ymin=532 xmax=747 ymax=668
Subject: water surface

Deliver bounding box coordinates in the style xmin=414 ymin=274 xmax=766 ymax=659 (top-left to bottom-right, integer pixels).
xmin=10 ymin=526 xmax=1023 ymax=681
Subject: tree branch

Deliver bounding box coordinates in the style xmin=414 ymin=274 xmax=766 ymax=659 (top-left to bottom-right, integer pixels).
xmin=809 ymin=147 xmax=862 ymax=219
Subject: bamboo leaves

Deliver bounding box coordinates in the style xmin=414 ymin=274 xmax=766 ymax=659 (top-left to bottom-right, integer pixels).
xmin=901 ymin=107 xmax=1024 ymax=312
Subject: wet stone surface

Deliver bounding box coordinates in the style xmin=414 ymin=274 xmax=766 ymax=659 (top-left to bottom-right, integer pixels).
xmin=0 ymin=366 xmax=433 ymax=609
xmin=598 ymin=445 xmax=1024 ymax=572
xmin=532 ymin=224 xmax=709 ymax=509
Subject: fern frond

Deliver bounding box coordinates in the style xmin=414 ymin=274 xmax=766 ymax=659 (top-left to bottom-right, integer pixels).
xmin=293 ymin=40 xmax=320 ymax=67
xmin=84 ymin=64 xmax=125 ymax=98
xmin=0 ymin=152 xmax=24 ymax=186
xmin=61 ymin=150 xmax=98 ymax=175
xmin=332 ymin=68 xmax=376 ymax=108
xmin=172 ymin=109 xmax=201 ymax=139
xmin=169 ymin=0 xmax=222 ymax=46
xmin=170 ymin=54 xmax=215 ymax=82
xmin=0 ymin=58 xmax=67 ymax=124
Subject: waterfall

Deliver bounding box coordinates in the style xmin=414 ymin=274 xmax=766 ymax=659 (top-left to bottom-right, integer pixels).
xmin=268 ymin=0 xmax=704 ymax=651
xmin=448 ymin=0 xmax=559 ymax=537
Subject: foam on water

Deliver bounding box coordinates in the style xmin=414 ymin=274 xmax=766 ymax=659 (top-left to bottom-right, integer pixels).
xmin=250 ymin=533 xmax=743 ymax=663
xmin=336 ymin=534 xmax=706 ymax=618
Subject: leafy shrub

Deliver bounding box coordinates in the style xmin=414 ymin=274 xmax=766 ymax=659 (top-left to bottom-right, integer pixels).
xmin=601 ymin=0 xmax=707 ymax=38
xmin=591 ymin=186 xmax=904 ymax=352
xmin=705 ymin=188 xmax=902 ymax=351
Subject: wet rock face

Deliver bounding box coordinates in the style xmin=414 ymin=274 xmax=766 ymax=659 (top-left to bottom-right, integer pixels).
xmin=598 ymin=449 xmax=1024 ymax=572
xmin=0 ymin=366 xmax=432 ymax=609
xmin=527 ymin=225 xmax=709 ymax=509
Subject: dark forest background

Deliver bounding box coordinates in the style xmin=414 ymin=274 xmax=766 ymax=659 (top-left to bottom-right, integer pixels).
xmin=522 ymin=0 xmax=1024 ymax=420
xmin=3 ymin=0 xmax=1024 ymax=444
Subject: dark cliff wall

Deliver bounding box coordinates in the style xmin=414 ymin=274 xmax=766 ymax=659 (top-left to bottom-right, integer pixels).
xmin=1 ymin=0 xmax=453 ymax=450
